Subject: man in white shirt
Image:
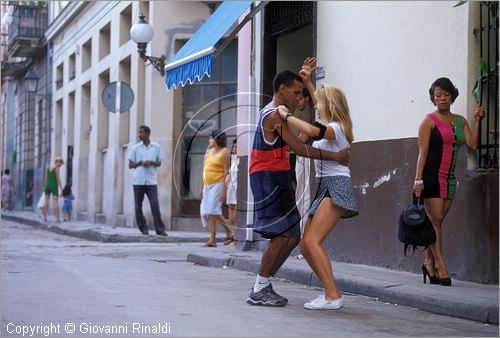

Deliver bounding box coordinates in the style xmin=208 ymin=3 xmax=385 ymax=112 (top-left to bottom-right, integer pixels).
xmin=128 ymin=125 xmax=167 ymax=236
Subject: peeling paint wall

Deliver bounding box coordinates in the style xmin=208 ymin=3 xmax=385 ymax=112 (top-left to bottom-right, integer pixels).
xmin=326 ymin=138 xmax=498 ymax=283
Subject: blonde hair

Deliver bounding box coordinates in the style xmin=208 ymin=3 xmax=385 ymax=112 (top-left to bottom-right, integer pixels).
xmin=55 ymin=156 xmax=64 ymax=164
xmin=315 ymin=84 xmax=354 ymax=144
xmin=50 ymin=156 xmax=64 ymax=169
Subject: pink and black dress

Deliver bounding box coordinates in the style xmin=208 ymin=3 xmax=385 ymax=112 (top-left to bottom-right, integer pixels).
xmin=423 ymin=113 xmax=465 ymax=200
xmin=249 ymin=104 xmax=300 ymax=239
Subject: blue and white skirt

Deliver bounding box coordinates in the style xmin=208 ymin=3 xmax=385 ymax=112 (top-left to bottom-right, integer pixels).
xmin=309 ymin=175 xmax=359 ymax=218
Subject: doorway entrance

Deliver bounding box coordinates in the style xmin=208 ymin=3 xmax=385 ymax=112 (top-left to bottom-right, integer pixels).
xmin=262 ymin=1 xmax=316 ymax=228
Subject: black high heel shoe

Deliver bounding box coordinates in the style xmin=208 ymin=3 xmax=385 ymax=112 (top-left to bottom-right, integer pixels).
xmin=435 ymin=269 xmax=452 ymax=286
xmin=421 ymin=264 xmax=439 ymax=284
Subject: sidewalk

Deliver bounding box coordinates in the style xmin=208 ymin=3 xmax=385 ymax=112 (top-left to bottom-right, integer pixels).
xmin=2 ymin=210 xmax=498 ymax=325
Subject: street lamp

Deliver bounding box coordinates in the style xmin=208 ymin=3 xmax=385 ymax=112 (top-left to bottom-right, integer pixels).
xmin=24 ymin=68 xmax=39 ymax=94
xmin=130 ymin=14 xmax=165 ymax=76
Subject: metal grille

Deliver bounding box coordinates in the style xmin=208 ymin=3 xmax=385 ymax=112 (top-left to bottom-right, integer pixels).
xmin=7 ymin=5 xmax=48 ymax=50
xmin=474 ymin=2 xmax=499 ymax=169
xmin=268 ymin=1 xmax=314 ymax=37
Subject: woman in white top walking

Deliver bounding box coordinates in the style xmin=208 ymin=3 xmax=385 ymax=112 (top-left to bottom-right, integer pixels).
xmin=277 ymin=58 xmax=358 ymax=310
xmin=225 ymin=139 xmax=239 ymax=246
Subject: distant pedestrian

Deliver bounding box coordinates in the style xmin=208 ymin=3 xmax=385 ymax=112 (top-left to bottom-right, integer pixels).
xmin=61 ymin=184 xmax=75 ymax=221
xmin=128 ymin=125 xmax=167 ymax=236
xmin=1 ymin=168 xmax=15 ymax=211
xmin=246 ymin=68 xmax=349 ymax=307
xmin=200 ymin=129 xmax=234 ymax=247
xmin=226 ymin=138 xmax=239 ymax=246
xmin=413 ymin=77 xmax=485 ymax=286
xmin=293 ymin=86 xmax=314 ymax=238
xmin=43 ymin=157 xmax=64 ymax=222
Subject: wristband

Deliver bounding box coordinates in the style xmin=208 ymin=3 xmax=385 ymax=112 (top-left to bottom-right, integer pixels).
xmin=414 ymin=179 xmax=423 ymax=185
xmin=313 ymin=122 xmax=327 ymax=140
xmin=285 ymin=113 xmax=293 ymax=121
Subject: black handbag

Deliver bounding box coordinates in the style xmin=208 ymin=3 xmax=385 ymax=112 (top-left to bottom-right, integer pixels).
xmin=398 ymin=194 xmax=436 ymax=256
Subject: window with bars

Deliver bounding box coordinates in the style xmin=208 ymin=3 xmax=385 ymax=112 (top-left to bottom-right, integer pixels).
xmin=268 ymin=1 xmax=314 ymax=37
xmin=473 ymin=2 xmax=499 ymax=169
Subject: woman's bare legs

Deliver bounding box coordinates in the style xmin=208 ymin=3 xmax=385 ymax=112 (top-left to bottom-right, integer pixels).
xmin=424 ymin=198 xmax=453 ymax=278
xmin=300 ymin=198 xmax=345 ymax=301
xmin=205 ymin=215 xmax=217 ymax=246
xmin=228 ymin=204 xmax=237 ymax=238
xmin=43 ymin=194 xmax=50 ymax=221
xmin=53 ymin=196 xmax=60 ymax=222
xmin=214 ymin=214 xmax=233 ymax=239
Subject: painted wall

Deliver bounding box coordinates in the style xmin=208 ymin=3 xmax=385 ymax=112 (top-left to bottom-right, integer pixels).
xmin=317 ymin=1 xmax=469 ymax=142
xmin=311 ymin=1 xmax=498 ymax=282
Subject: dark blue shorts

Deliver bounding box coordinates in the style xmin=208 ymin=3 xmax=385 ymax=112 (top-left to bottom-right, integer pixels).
xmin=250 ymin=170 xmax=301 ymax=239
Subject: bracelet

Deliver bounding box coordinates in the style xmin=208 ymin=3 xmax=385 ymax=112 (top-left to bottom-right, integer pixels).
xmin=414 ymin=179 xmax=424 ymax=185
xmin=285 ymin=113 xmax=293 ymax=121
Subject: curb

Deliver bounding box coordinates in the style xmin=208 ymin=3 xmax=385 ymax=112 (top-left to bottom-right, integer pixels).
xmin=1 ymin=213 xmax=208 ymax=244
xmin=187 ymin=253 xmax=499 ymax=325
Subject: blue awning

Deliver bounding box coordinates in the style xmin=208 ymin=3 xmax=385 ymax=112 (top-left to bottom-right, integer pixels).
xmin=164 ymin=1 xmax=253 ymax=90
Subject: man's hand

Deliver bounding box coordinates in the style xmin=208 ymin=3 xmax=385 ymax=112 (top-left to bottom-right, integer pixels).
xmin=299 ymin=132 xmax=309 ymax=143
xmin=142 ymin=160 xmax=152 ymax=167
xmin=335 ymin=147 xmax=350 ymax=166
xmin=277 ymin=105 xmax=289 ymax=120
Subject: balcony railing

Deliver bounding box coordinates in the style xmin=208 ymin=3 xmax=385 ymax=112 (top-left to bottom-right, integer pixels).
xmin=7 ymin=4 xmax=48 ymax=57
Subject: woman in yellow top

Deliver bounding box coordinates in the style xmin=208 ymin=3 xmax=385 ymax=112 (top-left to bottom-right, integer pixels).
xmin=200 ymin=130 xmax=234 ymax=247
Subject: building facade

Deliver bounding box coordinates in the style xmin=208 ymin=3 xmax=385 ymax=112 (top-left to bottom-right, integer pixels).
xmin=44 ymin=1 xmax=228 ymax=227
xmin=1 ymin=1 xmax=50 ymax=210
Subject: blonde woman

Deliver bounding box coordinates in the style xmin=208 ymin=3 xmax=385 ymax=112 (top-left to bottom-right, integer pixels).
xmin=277 ymin=61 xmax=358 ymax=310
xmin=43 ymin=156 xmax=64 ymax=222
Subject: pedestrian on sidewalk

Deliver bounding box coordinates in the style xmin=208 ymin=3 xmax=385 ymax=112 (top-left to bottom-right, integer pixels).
xmin=200 ymin=129 xmax=234 ymax=247
xmin=413 ymin=77 xmax=485 ymax=286
xmin=43 ymin=157 xmax=64 ymax=222
xmin=246 ymin=66 xmax=350 ymax=308
xmin=293 ymin=86 xmax=314 ymax=240
xmin=128 ymin=125 xmax=167 ymax=236
xmin=61 ymin=184 xmax=75 ymax=221
xmin=277 ymin=59 xmax=358 ymax=310
xmin=1 ymin=168 xmax=15 ymax=211
xmin=225 ymin=138 xmax=239 ymax=247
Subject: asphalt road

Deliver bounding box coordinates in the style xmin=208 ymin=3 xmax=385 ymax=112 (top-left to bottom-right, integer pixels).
xmin=1 ymin=220 xmax=497 ymax=337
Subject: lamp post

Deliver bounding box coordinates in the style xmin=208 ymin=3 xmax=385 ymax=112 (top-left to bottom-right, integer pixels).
xmin=130 ymin=14 xmax=166 ymax=76
xmin=24 ymin=68 xmax=39 ymax=94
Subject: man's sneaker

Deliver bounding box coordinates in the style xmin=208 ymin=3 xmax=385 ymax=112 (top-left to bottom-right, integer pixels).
xmin=304 ymin=295 xmax=343 ymax=310
xmin=266 ymin=284 xmax=288 ymax=303
xmin=247 ymin=284 xmax=288 ymax=307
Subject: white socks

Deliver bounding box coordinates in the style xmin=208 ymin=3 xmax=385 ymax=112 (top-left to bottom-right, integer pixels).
xmin=253 ymin=274 xmax=271 ymax=293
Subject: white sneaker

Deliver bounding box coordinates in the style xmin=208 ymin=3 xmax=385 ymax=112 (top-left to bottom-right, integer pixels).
xmin=304 ymin=295 xmax=343 ymax=310
xmin=304 ymin=295 xmax=323 ymax=306
xmin=305 ymin=295 xmax=344 ymax=307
